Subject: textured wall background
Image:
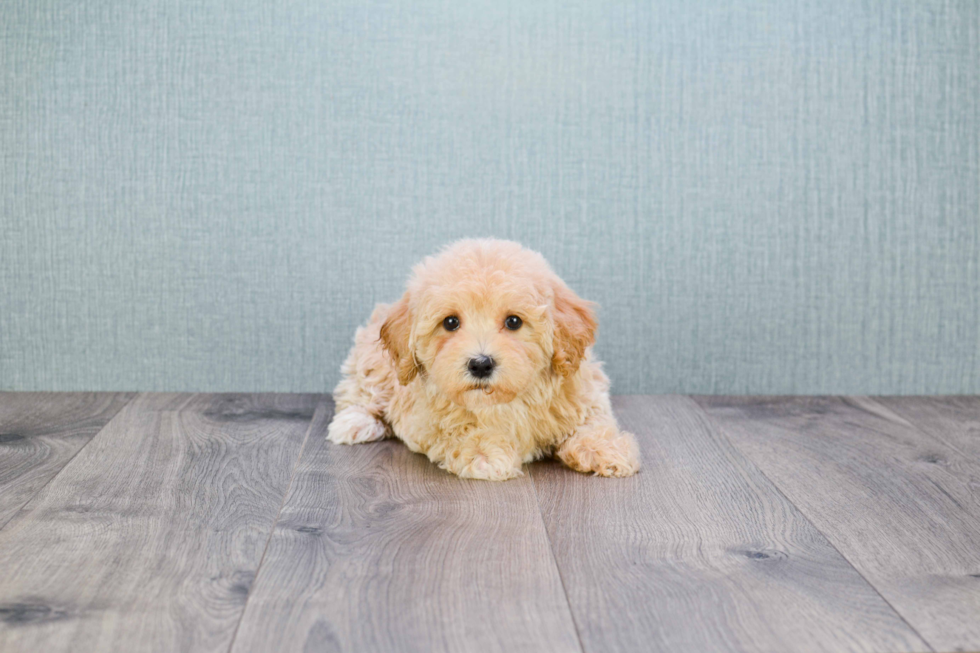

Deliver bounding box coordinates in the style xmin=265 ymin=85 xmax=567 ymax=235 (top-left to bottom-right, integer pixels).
xmin=1 ymin=0 xmax=978 ymax=394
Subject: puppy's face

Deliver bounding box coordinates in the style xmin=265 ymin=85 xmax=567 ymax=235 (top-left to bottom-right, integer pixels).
xmin=380 ymin=241 xmax=597 ymax=411
xmin=414 ymin=284 xmax=549 ymax=408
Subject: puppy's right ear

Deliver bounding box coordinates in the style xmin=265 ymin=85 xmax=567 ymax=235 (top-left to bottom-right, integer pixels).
xmin=379 ymin=293 xmax=419 ymax=385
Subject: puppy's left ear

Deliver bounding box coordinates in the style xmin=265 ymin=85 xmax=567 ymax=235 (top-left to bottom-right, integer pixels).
xmin=379 ymin=293 xmax=420 ymax=385
xmin=551 ymin=282 xmax=597 ymax=377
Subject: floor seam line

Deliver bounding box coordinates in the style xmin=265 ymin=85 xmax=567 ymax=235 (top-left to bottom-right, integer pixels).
xmin=0 ymin=391 xmax=140 ymax=534
xmin=528 ymin=464 xmax=588 ymax=653
xmin=860 ymin=396 xmax=980 ymax=468
xmin=690 ymin=396 xmax=937 ymax=653
xmin=225 ymin=395 xmax=327 ymax=653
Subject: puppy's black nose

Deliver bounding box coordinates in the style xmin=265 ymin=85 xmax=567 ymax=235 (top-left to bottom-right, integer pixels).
xmin=467 ymin=355 xmax=495 ymax=379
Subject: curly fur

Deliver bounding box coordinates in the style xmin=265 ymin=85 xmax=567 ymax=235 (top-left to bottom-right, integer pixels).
xmin=328 ymin=239 xmax=640 ymax=481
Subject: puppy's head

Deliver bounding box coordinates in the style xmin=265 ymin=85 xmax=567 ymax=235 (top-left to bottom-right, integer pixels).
xmin=380 ymin=239 xmax=596 ymax=410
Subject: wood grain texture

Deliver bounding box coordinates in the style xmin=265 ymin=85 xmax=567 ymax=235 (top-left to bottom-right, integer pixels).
xmin=875 ymin=396 xmax=980 ymax=463
xmin=0 ymin=392 xmax=320 ymax=652
xmin=231 ymin=398 xmax=581 ymax=653
xmin=695 ymin=395 xmax=980 ymax=653
xmin=0 ymin=392 xmax=134 ymax=529
xmin=531 ymin=395 xmax=927 ymax=653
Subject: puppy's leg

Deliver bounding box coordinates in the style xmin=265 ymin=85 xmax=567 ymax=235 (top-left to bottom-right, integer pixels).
xmin=557 ymin=417 xmax=640 ymax=478
xmin=328 ymin=304 xmax=398 ymax=446
xmin=438 ymin=436 xmax=524 ymax=481
xmin=327 ymin=406 xmax=388 ymax=445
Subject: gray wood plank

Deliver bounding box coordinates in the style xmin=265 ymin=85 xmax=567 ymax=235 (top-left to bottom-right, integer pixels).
xmin=0 ymin=392 xmax=134 ymax=529
xmin=875 ymin=396 xmax=980 ymax=463
xmin=533 ymin=395 xmax=928 ymax=653
xmin=0 ymin=392 xmax=320 ymax=652
xmin=231 ymin=398 xmax=581 ymax=653
xmin=695 ymin=395 xmax=980 ymax=653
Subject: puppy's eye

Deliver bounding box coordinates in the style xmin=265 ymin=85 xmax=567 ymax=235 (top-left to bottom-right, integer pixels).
xmin=443 ymin=316 xmax=460 ymax=331
xmin=504 ymin=315 xmax=523 ymax=331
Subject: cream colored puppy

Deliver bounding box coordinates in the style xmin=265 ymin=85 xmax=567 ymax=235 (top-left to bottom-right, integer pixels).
xmin=327 ymin=239 xmax=640 ymax=481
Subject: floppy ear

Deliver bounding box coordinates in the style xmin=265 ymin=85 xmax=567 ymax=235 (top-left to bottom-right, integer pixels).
xmin=551 ymin=282 xmax=598 ymax=377
xmin=379 ymin=293 xmax=419 ymax=385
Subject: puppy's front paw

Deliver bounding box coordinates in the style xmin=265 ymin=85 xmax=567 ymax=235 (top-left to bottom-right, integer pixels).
xmin=558 ymin=428 xmax=640 ymax=478
xmin=327 ymin=407 xmax=387 ymax=445
xmin=446 ymin=448 xmax=523 ymax=481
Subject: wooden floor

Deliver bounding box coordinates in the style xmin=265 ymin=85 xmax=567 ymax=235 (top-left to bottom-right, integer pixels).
xmin=0 ymin=394 xmax=977 ymax=653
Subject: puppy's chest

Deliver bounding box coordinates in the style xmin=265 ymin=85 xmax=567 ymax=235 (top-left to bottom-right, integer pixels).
xmin=391 ymin=395 xmax=568 ymax=451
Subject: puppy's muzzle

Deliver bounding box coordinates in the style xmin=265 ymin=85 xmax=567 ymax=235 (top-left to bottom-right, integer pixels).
xmin=467 ymin=355 xmax=495 ymax=379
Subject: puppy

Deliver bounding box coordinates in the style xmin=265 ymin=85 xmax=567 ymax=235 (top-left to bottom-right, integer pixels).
xmin=327 ymin=239 xmax=640 ymax=481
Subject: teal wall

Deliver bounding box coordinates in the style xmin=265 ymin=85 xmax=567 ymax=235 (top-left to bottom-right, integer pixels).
xmin=2 ymin=1 xmax=978 ymax=394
